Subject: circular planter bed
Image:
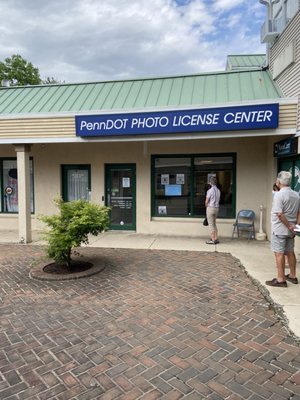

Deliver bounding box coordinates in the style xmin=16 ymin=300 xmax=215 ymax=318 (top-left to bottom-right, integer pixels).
xmin=30 ymin=257 xmax=105 ymax=281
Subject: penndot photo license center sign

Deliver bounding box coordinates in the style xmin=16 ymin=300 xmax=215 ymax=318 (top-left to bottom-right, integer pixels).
xmin=76 ymin=103 xmax=279 ymax=137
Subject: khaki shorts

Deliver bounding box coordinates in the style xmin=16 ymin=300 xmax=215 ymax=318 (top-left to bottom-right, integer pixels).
xmin=271 ymin=233 xmax=294 ymax=254
xmin=206 ymin=207 xmax=219 ymax=234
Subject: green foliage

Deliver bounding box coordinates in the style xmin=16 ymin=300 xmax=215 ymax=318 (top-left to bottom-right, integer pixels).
xmin=0 ymin=54 xmax=41 ymax=86
xmin=0 ymin=54 xmax=61 ymax=86
xmin=42 ymin=76 xmax=64 ymax=84
xmin=39 ymin=199 xmax=110 ymax=268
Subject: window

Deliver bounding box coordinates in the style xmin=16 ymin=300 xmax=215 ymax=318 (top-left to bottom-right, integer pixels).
xmin=152 ymin=154 xmax=235 ymax=218
xmin=273 ymin=0 xmax=298 ymax=21
xmin=278 ymin=157 xmax=300 ymax=194
xmin=286 ymin=0 xmax=299 ymax=19
xmin=61 ymin=165 xmax=91 ymax=202
xmin=0 ymin=158 xmax=34 ymax=213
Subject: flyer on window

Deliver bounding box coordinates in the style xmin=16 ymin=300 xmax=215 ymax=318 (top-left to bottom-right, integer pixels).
xmin=161 ymin=174 xmax=169 ymax=185
xmin=158 ymin=205 xmax=167 ymax=215
xmin=176 ymin=174 xmax=185 ymax=184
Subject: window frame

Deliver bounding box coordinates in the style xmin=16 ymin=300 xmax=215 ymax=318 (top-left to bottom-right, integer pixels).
xmin=0 ymin=157 xmax=35 ymax=214
xmin=273 ymin=0 xmax=299 ymax=20
xmin=61 ymin=164 xmax=91 ymax=202
xmin=151 ymin=153 xmax=236 ymax=219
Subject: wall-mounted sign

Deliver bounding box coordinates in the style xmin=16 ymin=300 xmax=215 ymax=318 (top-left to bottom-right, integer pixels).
xmin=274 ymin=137 xmax=298 ymax=158
xmin=76 ymin=103 xmax=279 ymax=137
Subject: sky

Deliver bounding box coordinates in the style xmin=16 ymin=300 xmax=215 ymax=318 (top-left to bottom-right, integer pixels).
xmin=0 ymin=0 xmax=267 ymax=84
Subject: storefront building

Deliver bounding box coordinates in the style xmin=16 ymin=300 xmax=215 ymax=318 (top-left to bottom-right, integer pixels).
xmin=261 ymin=0 xmax=300 ymax=176
xmin=0 ymin=57 xmax=298 ymax=242
xmin=259 ymin=0 xmax=300 ymax=249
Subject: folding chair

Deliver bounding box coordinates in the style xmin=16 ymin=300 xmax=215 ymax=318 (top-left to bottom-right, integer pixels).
xmin=232 ymin=210 xmax=255 ymax=240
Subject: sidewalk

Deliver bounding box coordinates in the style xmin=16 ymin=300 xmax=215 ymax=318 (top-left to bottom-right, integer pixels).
xmin=1 ymin=229 xmax=300 ymax=340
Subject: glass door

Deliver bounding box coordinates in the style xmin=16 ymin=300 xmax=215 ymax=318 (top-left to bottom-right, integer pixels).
xmin=278 ymin=157 xmax=300 ymax=194
xmin=105 ymin=164 xmax=136 ymax=230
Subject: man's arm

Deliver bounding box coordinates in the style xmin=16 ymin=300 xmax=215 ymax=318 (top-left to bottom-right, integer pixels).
xmin=205 ymin=188 xmax=210 ymax=207
xmin=297 ymin=211 xmax=300 ymax=225
xmin=276 ymin=212 xmax=290 ymax=228
xmin=277 ymin=211 xmax=298 ymax=231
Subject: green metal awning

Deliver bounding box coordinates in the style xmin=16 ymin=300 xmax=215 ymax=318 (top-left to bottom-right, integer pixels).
xmin=0 ymin=67 xmax=282 ymax=116
xmin=226 ymin=54 xmax=267 ymax=71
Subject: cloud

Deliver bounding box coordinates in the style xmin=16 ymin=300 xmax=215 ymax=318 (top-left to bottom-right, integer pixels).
xmin=212 ymin=0 xmax=246 ymax=11
xmin=0 ymin=0 xmax=266 ymax=83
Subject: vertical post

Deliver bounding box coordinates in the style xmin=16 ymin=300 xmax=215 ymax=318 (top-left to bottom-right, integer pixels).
xmin=143 ymin=141 xmax=148 ymax=158
xmin=282 ymin=0 xmax=287 ymax=26
xmin=259 ymin=205 xmax=264 ymax=233
xmin=256 ymin=205 xmax=267 ymax=241
xmin=14 ymin=144 xmax=32 ymax=243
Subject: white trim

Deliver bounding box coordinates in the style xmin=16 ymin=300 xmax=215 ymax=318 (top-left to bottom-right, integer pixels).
xmin=0 ymin=98 xmax=297 ymax=120
xmin=0 ymin=128 xmax=296 ymax=145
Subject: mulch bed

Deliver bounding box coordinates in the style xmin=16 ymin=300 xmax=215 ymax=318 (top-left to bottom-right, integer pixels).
xmin=43 ymin=260 xmax=93 ymax=274
xmin=30 ymin=256 xmax=106 ymax=281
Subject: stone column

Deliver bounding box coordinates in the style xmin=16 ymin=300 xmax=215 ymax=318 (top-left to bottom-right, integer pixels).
xmin=14 ymin=144 xmax=32 ymax=243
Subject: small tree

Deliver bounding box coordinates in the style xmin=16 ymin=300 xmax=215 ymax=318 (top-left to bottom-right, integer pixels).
xmin=40 ymin=199 xmax=110 ymax=269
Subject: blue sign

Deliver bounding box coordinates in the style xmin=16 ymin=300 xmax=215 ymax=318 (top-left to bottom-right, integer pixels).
xmin=165 ymin=185 xmax=182 ymax=196
xmin=76 ymin=103 xmax=279 ymax=137
xmin=274 ymin=137 xmax=298 ymax=157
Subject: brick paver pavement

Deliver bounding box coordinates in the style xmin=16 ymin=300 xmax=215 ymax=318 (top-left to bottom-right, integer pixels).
xmin=0 ymin=244 xmax=300 ymax=400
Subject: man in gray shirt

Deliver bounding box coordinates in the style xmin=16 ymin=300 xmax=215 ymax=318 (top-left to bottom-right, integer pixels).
xmin=266 ymin=171 xmax=300 ymax=287
xmin=205 ymin=176 xmax=221 ymax=245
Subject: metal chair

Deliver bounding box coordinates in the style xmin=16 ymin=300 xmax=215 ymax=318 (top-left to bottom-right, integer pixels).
xmin=232 ymin=210 xmax=255 ymax=240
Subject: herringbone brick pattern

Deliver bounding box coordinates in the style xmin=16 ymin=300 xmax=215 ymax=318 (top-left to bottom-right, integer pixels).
xmin=0 ymin=244 xmax=299 ymax=399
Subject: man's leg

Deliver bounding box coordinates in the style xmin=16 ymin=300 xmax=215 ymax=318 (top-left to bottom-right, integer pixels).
xmin=206 ymin=208 xmax=215 ymax=243
xmin=286 ymin=251 xmax=297 ymax=278
xmin=267 ymin=234 xmax=288 ymax=286
xmin=211 ymin=209 xmax=218 ymax=242
xmin=212 ymin=230 xmax=217 ymax=242
xmin=274 ymin=252 xmax=286 ymax=282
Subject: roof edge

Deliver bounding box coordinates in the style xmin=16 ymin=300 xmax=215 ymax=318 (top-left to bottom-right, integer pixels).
xmin=0 ymin=128 xmax=296 ymax=146
xmin=0 ymin=67 xmax=270 ymax=90
xmin=227 ymin=53 xmax=266 ymax=57
xmin=0 ymin=98 xmax=296 ymax=120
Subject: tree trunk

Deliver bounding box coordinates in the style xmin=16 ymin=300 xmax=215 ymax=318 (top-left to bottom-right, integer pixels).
xmin=67 ymin=248 xmax=72 ymax=270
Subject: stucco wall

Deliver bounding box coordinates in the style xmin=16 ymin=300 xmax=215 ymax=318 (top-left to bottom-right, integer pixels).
xmin=0 ymin=136 xmax=281 ymax=239
xmin=143 ymin=137 xmax=272 ymax=237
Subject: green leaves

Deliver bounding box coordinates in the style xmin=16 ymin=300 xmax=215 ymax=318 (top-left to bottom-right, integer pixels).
xmin=0 ymin=54 xmax=62 ymax=86
xmin=39 ymin=198 xmax=110 ymax=267
xmin=0 ymin=54 xmax=41 ymax=86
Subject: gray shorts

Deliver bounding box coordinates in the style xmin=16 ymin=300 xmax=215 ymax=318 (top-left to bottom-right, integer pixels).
xmin=271 ymin=233 xmax=295 ymax=254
